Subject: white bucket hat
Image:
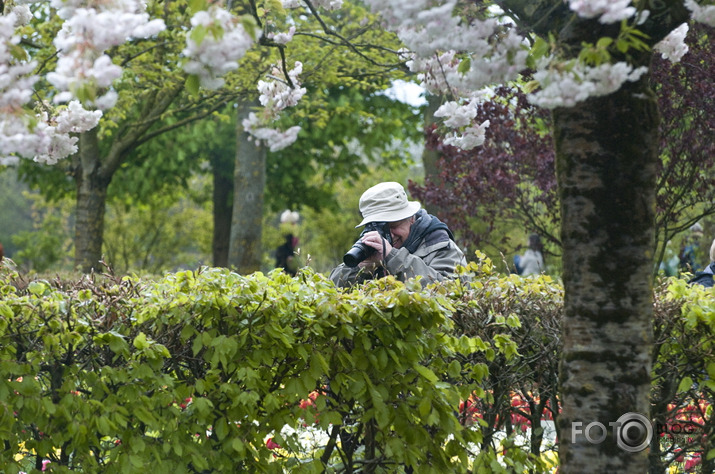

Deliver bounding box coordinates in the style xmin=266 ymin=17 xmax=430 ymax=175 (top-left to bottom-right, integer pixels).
xmin=356 ymin=182 xmax=421 ymax=227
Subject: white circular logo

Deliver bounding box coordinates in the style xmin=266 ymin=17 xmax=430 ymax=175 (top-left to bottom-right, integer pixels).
xmin=615 ymin=412 xmax=652 ymax=453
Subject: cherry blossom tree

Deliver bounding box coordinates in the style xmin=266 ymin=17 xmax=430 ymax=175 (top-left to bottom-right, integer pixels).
xmin=410 ymin=22 xmax=714 ymax=275
xmin=3 ymin=0 xmax=406 ymax=272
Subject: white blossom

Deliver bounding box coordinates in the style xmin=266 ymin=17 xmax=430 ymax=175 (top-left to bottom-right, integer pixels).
xmin=685 ymin=0 xmax=715 ymax=27
xmin=247 ymin=125 xmax=302 ymax=152
xmin=566 ymin=0 xmax=636 ymax=24
xmin=365 ymin=0 xmax=528 ymax=92
xmin=654 ymin=23 xmax=689 ymax=63
xmin=48 ymin=0 xmax=165 ymax=108
xmin=55 ymin=100 xmax=103 ymax=134
xmin=312 ymin=0 xmax=343 ymax=10
xmin=257 ymin=63 xmax=307 ymax=110
xmin=12 ymin=5 xmax=34 ymax=26
xmin=182 ymin=7 xmax=257 ymax=89
xmin=242 ymin=62 xmax=306 ymax=151
xmin=434 ymin=100 xmax=477 ymax=128
xmin=268 ymin=27 xmax=296 ymax=45
xmin=529 ymin=61 xmax=648 ymax=109
xmin=442 ymin=120 xmax=490 ymax=150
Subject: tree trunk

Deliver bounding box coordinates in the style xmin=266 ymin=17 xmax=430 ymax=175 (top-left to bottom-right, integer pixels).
xmin=421 ymin=93 xmax=446 ymax=218
xmin=74 ymin=129 xmax=110 ymax=273
xmin=210 ymin=150 xmax=234 ymax=267
xmin=228 ymin=101 xmax=265 ymax=273
xmin=554 ymin=78 xmax=658 ymax=472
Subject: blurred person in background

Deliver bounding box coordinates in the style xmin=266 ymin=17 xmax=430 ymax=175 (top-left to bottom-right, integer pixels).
xmin=679 ymin=222 xmax=703 ymax=274
xmin=688 ymin=237 xmax=715 ymax=288
xmin=275 ymin=210 xmax=299 ymax=276
xmin=515 ymin=233 xmax=545 ymax=276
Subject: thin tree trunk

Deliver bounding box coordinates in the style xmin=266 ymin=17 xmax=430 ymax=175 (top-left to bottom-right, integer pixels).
xmin=210 ymin=150 xmax=233 ymax=267
xmin=74 ymin=129 xmax=109 ymax=273
xmin=554 ymin=78 xmax=658 ymax=472
xmin=228 ymin=101 xmax=265 ymax=273
xmin=421 ymin=93 xmax=446 ymax=218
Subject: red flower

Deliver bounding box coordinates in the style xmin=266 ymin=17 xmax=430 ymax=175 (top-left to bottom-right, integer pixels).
xmin=266 ymin=437 xmax=281 ymax=450
xmin=684 ymin=454 xmax=702 ymax=472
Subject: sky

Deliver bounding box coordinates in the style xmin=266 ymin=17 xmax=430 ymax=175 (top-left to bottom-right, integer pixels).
xmin=383 ymin=79 xmax=427 ymax=107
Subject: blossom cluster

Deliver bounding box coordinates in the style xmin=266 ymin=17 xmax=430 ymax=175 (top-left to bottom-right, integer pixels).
xmin=1 ymin=101 xmax=102 ymax=166
xmin=566 ymin=0 xmax=636 ymax=24
xmin=362 ymin=0 xmax=527 ymax=149
xmin=242 ymin=62 xmax=307 ymax=151
xmin=685 ymin=0 xmax=715 ymax=27
xmin=369 ymin=0 xmax=528 ymax=91
xmin=433 ymin=96 xmax=490 ymax=150
xmin=655 ymin=23 xmax=690 ymax=63
xmin=311 ymin=0 xmax=344 ymax=10
xmin=267 ymin=26 xmax=296 ymax=45
xmin=280 ymin=0 xmax=343 ymax=9
xmin=528 ymin=60 xmax=648 ymax=109
xmin=182 ymin=7 xmax=257 ymax=89
xmin=48 ymin=0 xmax=166 ymax=110
xmin=0 ymin=10 xmax=98 ymax=164
xmin=0 ymin=11 xmax=37 ymax=112
xmin=365 ymin=0 xmax=706 ymax=149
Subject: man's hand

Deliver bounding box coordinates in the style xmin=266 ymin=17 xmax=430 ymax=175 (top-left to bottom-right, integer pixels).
xmin=360 ymin=230 xmax=393 ymax=263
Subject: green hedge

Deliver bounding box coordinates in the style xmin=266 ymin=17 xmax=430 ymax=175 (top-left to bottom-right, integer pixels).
xmin=0 ymin=255 xmax=712 ymax=473
xmin=0 ymin=262 xmax=515 ymax=473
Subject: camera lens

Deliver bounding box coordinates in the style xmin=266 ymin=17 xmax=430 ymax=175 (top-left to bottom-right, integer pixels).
xmin=343 ymin=241 xmax=374 ymax=267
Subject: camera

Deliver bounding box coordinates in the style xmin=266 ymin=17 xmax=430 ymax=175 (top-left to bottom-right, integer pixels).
xmin=343 ymin=221 xmax=392 ymax=267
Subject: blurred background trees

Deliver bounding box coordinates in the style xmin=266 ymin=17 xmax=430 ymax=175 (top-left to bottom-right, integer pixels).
xmin=0 ymin=13 xmax=711 ymax=280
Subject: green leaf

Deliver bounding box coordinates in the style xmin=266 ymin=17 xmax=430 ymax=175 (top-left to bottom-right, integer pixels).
xmin=414 ymin=364 xmax=438 ymax=383
xmin=678 ymin=376 xmax=693 ymax=393
xmin=458 ymin=57 xmax=471 ymax=74
xmin=189 ymin=0 xmax=208 ymax=14
xmin=506 ymin=313 xmax=521 ymax=328
xmin=28 ymin=280 xmax=50 ymax=296
xmin=186 ymin=74 xmax=200 ymax=96
xmin=596 ymin=37 xmax=613 ymax=49
xmin=133 ymin=332 xmax=149 ymax=350
xmin=447 ymin=360 xmax=461 ymax=378
xmin=418 ymin=397 xmax=431 ymax=418
xmin=531 ymin=37 xmax=549 ymax=59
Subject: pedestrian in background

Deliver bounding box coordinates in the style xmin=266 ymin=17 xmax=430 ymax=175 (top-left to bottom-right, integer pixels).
xmin=275 ymin=210 xmax=299 ymax=276
xmin=515 ymin=234 xmax=545 ymax=276
xmin=688 ymin=238 xmax=715 ymax=288
xmin=679 ymin=223 xmax=703 ymax=274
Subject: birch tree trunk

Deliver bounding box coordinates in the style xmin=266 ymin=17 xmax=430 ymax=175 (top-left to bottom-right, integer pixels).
xmin=74 ymin=129 xmax=109 ymax=273
xmin=554 ymin=78 xmax=658 ymax=472
xmin=421 ymin=93 xmax=446 ymax=218
xmin=228 ymin=101 xmax=266 ymax=273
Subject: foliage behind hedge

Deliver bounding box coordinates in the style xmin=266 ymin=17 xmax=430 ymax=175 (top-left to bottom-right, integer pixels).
xmin=0 ymin=256 xmax=712 ymax=473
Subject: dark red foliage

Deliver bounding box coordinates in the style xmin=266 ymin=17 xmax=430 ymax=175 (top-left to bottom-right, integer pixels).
xmin=409 ymin=85 xmax=557 ymax=258
xmin=651 ymin=23 xmax=715 ymax=246
xmin=411 ymin=23 xmax=714 ymax=264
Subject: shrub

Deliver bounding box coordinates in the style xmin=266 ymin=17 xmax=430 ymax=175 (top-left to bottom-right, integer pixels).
xmin=0 ymin=255 xmax=711 ymax=473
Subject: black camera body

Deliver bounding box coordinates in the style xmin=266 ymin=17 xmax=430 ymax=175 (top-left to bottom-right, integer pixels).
xmin=343 ymin=221 xmax=392 ymax=267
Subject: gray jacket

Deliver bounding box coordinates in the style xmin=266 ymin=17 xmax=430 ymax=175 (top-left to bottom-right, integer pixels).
xmin=329 ymin=222 xmax=467 ymax=288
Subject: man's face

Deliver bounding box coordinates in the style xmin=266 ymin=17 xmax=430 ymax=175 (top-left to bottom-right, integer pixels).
xmin=389 ymin=217 xmax=414 ymax=249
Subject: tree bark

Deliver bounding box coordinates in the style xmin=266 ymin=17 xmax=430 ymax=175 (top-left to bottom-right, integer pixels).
xmin=421 ymin=93 xmax=448 ymax=218
xmin=554 ymin=78 xmax=659 ymax=472
xmin=74 ymin=129 xmax=109 ymax=273
xmin=228 ymin=101 xmax=266 ymax=273
xmin=210 ymin=150 xmax=234 ymax=267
